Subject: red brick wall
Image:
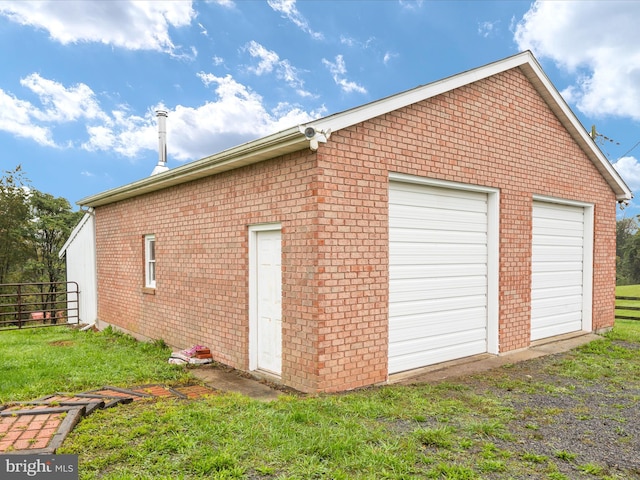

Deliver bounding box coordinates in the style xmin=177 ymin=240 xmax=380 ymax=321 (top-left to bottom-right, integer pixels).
xmin=95 ymin=66 xmax=617 ymax=393
xmin=96 ymin=153 xmax=326 ymax=392
xmin=317 ymin=67 xmax=614 ymax=370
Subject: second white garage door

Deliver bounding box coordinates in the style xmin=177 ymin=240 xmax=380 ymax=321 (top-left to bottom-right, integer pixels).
xmin=531 ymin=201 xmax=590 ymax=341
xmin=389 ymin=180 xmax=492 ymax=374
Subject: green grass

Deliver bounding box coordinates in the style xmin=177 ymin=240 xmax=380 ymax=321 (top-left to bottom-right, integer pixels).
xmin=0 ymin=326 xmax=192 ymax=403
xmin=615 ymin=284 xmax=640 ymax=296
xmin=1 ymin=322 xmax=638 ymax=479
xmin=615 ymin=284 xmax=640 ymax=322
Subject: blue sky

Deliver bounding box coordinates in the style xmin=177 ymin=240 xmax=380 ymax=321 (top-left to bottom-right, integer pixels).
xmin=1 ymin=0 xmax=639 ymax=218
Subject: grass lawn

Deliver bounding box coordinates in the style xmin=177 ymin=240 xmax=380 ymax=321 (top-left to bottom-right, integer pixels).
xmin=0 ymin=326 xmax=193 ymax=403
xmin=1 ymin=320 xmax=639 ymax=479
xmin=615 ymin=284 xmax=640 ymax=326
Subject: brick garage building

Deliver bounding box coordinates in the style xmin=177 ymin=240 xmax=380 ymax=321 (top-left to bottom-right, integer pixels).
xmin=78 ymin=52 xmax=631 ymax=393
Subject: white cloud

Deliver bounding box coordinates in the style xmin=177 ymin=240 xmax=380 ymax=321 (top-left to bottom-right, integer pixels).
xmin=82 ymin=107 xmax=155 ymax=158
xmin=399 ymin=0 xmax=423 ymax=11
xmin=322 ymin=55 xmax=367 ymax=94
xmin=267 ymin=0 xmax=323 ymax=40
xmin=0 ymin=1 xmax=196 ymax=55
xmin=340 ymin=35 xmax=355 ymax=48
xmin=614 ymin=156 xmax=640 ymax=194
xmin=245 ymin=41 xmax=280 ymax=76
xmin=20 ymin=74 xmax=109 ymax=123
xmin=244 ymin=41 xmax=308 ymax=94
xmin=142 ymin=72 xmax=324 ymax=161
xmin=0 ymin=89 xmax=55 ymax=146
xmin=383 ymin=52 xmax=398 ymax=66
xmin=0 ymin=73 xmax=110 ymax=148
xmin=514 ymin=0 xmax=640 ymax=120
xmin=478 ymin=21 xmax=498 ymax=38
xmin=211 ymin=0 xmax=235 ymax=7
xmin=0 ymin=70 xmax=322 ymax=163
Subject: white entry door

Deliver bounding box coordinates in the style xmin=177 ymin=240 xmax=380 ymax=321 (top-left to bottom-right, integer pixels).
xmin=253 ymin=228 xmax=282 ymax=375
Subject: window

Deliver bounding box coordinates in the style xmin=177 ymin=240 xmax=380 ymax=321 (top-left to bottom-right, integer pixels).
xmin=145 ymin=234 xmax=156 ymax=289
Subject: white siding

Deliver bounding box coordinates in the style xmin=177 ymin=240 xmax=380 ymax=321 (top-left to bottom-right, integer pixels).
xmin=389 ymin=181 xmax=489 ymax=374
xmin=531 ymin=202 xmax=585 ymax=340
xmin=61 ymin=212 xmax=97 ymax=324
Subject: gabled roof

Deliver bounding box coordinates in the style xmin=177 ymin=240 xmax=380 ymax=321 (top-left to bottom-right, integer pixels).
xmin=78 ymin=50 xmax=632 ymax=208
xmin=58 ymin=209 xmax=93 ymax=258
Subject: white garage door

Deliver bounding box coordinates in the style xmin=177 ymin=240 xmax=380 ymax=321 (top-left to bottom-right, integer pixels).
xmin=531 ymin=202 xmax=586 ymax=341
xmin=389 ymin=181 xmax=489 ymax=374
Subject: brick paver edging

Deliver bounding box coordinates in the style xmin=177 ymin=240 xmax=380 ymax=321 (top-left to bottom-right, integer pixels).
xmin=0 ymin=384 xmax=215 ymax=455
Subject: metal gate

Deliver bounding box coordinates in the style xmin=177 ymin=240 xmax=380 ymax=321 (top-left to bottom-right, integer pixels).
xmin=0 ymin=282 xmax=79 ymax=330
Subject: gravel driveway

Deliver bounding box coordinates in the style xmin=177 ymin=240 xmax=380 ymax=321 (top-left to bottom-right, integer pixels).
xmin=455 ymin=340 xmax=640 ymax=479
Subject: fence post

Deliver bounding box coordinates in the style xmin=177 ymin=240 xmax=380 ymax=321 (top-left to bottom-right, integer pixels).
xmin=17 ymin=284 xmax=22 ymax=329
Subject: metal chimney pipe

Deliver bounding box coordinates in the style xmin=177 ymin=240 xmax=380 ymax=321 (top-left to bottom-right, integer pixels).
xmin=151 ymin=110 xmax=169 ymax=176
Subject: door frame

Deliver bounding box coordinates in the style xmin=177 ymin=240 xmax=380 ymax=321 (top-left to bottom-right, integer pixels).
xmin=248 ymin=223 xmax=282 ymax=373
xmin=531 ymin=195 xmax=594 ymax=336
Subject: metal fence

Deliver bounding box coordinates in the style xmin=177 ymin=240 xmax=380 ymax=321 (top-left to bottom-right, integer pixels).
xmin=615 ymin=296 xmax=640 ymax=321
xmin=0 ymin=281 xmax=79 ymax=330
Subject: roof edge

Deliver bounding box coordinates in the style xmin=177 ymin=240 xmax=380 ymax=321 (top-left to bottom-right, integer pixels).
xmin=516 ymin=54 xmax=632 ymax=202
xmin=79 ymin=50 xmax=631 ymax=207
xmin=58 ymin=208 xmax=93 ymax=258
xmin=78 ymin=125 xmax=306 ymax=207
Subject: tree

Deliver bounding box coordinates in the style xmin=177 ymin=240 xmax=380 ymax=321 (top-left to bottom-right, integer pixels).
xmin=0 ymin=166 xmax=31 ymax=284
xmin=617 ymin=216 xmax=640 ymax=285
xmin=24 ymin=190 xmax=83 ymax=322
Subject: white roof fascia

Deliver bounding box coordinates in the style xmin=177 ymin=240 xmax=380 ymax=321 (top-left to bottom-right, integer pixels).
xmin=78 ymin=126 xmax=306 ymax=207
xmin=517 ymin=54 xmax=632 ymax=202
xmin=58 ymin=208 xmax=93 ymax=258
xmin=305 ymin=50 xmax=631 ymax=202
xmin=80 ymin=51 xmax=631 ymax=208
xmin=307 ymin=52 xmax=534 ymax=134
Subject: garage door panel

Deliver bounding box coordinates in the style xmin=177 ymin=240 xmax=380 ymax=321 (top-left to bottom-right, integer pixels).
xmin=390 ymin=227 xmax=487 ymax=244
xmin=390 ymin=263 xmax=487 ymax=280
xmin=390 ymin=294 xmax=487 ymax=317
xmin=534 ymin=218 xmax=584 ymax=231
xmin=532 ymin=285 xmax=582 ymax=300
xmin=391 ymin=186 xmax=487 ymax=211
xmin=532 ymin=314 xmax=582 ymax=334
xmin=391 ymin=276 xmax=486 ymax=295
xmin=531 ymin=201 xmax=585 ymax=341
xmin=533 ymin=245 xmax=582 ymax=259
xmin=532 ymin=271 xmax=583 ymax=288
xmin=389 ymin=181 xmax=489 ymax=373
xmin=390 ymin=253 xmax=487 ymax=266
xmin=532 ymin=297 xmax=583 ymax=315
xmin=389 ymin=335 xmax=487 ymax=373
xmin=391 ymin=205 xmax=487 ymax=228
xmin=533 ymin=203 xmax=584 ymax=220
xmin=532 ymin=261 xmax=583 ymax=273
xmin=390 ymin=309 xmax=487 ymax=342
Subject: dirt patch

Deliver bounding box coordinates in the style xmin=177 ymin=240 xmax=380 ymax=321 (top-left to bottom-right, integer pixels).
xmin=48 ymin=340 xmax=74 ymax=347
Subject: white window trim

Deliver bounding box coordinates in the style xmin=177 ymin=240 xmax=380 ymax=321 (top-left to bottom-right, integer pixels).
xmin=145 ymin=234 xmax=156 ymax=289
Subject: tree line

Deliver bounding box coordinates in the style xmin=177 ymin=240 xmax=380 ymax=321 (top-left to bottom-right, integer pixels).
xmin=0 ymin=166 xmax=83 ymax=323
xmin=617 ymin=216 xmax=640 ymax=285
